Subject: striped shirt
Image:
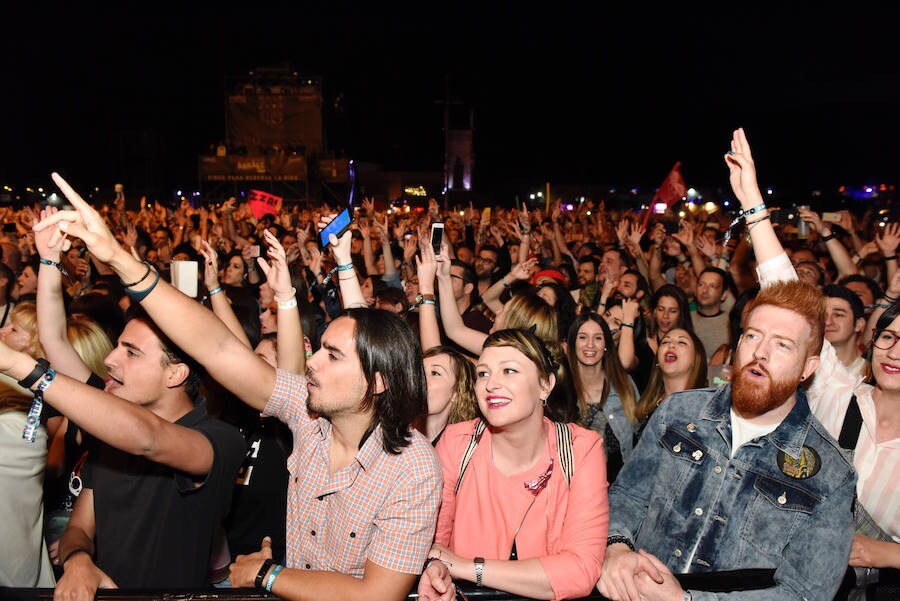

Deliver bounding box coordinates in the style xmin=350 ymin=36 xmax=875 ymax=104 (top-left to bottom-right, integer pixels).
xmin=758 ymin=253 xmax=900 ymax=541
xmin=263 ymin=369 xmax=442 ymax=575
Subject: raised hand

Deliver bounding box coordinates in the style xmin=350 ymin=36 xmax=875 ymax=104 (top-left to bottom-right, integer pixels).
xmin=724 ymin=127 xmax=763 ymax=208
xmin=258 ymin=230 xmax=294 ymax=299
xmin=33 ymin=206 xmax=69 ymax=260
xmin=198 ymin=241 xmax=221 ymax=290
xmin=33 ymin=173 xmax=123 ymax=264
xmin=876 ymin=222 xmax=900 ymax=257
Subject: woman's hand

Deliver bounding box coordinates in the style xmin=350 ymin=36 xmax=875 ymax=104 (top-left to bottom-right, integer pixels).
xmin=33 ymin=206 xmax=68 ymax=260
xmin=198 ymin=241 xmax=221 ymax=290
xmin=258 ymin=230 xmax=294 ymax=299
xmin=622 ymin=298 xmax=640 ymax=323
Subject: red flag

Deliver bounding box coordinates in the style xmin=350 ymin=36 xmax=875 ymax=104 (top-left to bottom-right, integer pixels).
xmin=247 ymin=189 xmax=282 ymax=220
xmin=643 ymin=162 xmax=687 ymax=228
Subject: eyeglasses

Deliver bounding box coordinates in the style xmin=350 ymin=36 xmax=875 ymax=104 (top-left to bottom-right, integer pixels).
xmin=450 ymin=274 xmax=465 ymax=281
xmin=873 ymin=329 xmax=900 ymax=350
xmin=476 ymin=255 xmax=496 ymax=264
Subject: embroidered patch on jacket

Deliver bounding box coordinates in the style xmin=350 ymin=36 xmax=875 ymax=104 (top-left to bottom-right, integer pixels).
xmin=777 ymin=446 xmax=821 ymax=479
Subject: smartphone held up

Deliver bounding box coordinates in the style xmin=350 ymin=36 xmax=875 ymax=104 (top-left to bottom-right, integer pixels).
xmin=430 ymin=222 xmax=444 ymax=254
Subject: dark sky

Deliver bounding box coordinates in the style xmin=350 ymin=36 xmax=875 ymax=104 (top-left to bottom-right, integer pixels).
xmin=3 ymin=4 xmax=900 ymax=205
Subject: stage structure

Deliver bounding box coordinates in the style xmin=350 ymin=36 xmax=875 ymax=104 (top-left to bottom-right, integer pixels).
xmin=199 ymin=64 xmax=350 ymax=203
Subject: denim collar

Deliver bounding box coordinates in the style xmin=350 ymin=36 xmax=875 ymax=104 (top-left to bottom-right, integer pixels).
xmin=700 ymin=384 xmax=812 ymax=457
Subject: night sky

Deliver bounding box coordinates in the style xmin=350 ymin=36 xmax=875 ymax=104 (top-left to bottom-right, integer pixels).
xmin=4 ymin=4 xmax=900 ymax=206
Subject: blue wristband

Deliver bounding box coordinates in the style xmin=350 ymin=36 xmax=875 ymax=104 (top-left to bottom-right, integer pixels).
xmin=264 ymin=564 xmax=284 ymax=592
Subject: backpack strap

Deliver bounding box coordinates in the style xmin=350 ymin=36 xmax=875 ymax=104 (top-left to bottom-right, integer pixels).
xmin=554 ymin=421 xmax=574 ymax=486
xmin=455 ymin=419 xmax=487 ymax=494
xmin=455 ymin=419 xmax=575 ymax=493
xmin=838 ymin=395 xmax=863 ymax=452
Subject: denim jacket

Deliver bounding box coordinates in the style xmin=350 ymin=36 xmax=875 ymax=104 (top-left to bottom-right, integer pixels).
xmin=608 ymin=385 xmax=856 ymax=600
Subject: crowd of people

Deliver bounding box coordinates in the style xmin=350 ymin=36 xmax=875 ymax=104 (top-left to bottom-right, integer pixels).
xmin=0 ymin=127 xmax=897 ymax=601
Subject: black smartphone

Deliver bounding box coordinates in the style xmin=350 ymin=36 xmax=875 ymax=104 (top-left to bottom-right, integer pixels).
xmin=319 ymin=208 xmax=353 ymax=248
xmin=431 ymin=222 xmax=444 ymax=254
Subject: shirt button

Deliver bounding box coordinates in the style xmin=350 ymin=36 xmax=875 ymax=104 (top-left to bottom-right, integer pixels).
xmin=305 ymin=563 xmax=311 ymax=569
xmin=311 ymin=530 xmax=316 ymax=536
xmin=674 ymin=549 xmax=682 ymax=557
xmin=714 ymin=466 xmax=722 ymax=474
xmin=687 ymin=423 xmax=696 ymax=432
xmin=673 ymin=443 xmax=682 ymax=453
xmin=349 ymin=531 xmax=356 ymax=538
xmin=778 ymin=493 xmax=787 ymax=505
xmin=694 ymin=507 xmax=703 ymax=516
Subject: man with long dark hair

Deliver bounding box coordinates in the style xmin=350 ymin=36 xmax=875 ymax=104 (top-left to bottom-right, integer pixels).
xmin=34 ymin=172 xmax=441 ymax=601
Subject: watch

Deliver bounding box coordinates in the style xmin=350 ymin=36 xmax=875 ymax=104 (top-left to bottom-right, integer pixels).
xmin=474 ymin=557 xmax=485 ymax=587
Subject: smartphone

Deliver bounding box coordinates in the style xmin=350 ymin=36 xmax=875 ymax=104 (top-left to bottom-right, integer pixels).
xmin=319 ymin=208 xmax=353 ymax=248
xmin=431 ymin=222 xmax=444 ymax=254
xmin=822 ymin=212 xmax=841 ymax=224
xmin=248 ymin=245 xmax=261 ymax=258
xmin=481 ymin=207 xmax=491 ymax=223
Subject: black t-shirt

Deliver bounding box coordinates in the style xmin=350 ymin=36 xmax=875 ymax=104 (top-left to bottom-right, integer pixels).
xmin=222 ymin=415 xmax=291 ymax=562
xmin=83 ymin=399 xmax=246 ymax=588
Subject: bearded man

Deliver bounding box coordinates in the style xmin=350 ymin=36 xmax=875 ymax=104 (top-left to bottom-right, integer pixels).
xmin=597 ymin=128 xmax=857 ymax=601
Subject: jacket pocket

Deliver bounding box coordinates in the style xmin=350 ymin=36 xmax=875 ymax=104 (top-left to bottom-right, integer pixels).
xmin=740 ymin=474 xmax=819 ymax=556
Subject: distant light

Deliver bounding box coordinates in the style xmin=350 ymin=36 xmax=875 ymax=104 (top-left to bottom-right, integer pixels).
xmin=865 ymin=186 xmax=874 ymax=194
xmin=37 ymin=188 xmax=43 ymax=193
xmin=766 ymin=188 xmax=773 ymax=195
xmin=704 ymin=202 xmax=716 ymax=211
xmin=536 ymin=192 xmax=543 ymax=198
xmin=787 ymin=213 xmax=795 ymax=220
xmin=879 ymin=221 xmax=886 ymax=228
xmin=653 ymin=203 xmax=667 ymax=214
xmin=678 ymin=211 xmax=686 ymax=218
xmin=459 ymin=211 xmax=465 ymax=216
xmin=564 ymin=204 xmax=574 ymax=211
xmin=529 ymin=194 xmax=535 ymax=200
xmin=176 ymin=190 xmax=182 ymax=196
xmin=586 ymin=211 xmax=592 ymax=216
xmin=686 ymin=188 xmax=698 ymax=200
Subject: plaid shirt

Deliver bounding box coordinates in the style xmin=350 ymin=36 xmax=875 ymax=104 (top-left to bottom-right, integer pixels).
xmin=264 ymin=369 xmax=442 ymax=576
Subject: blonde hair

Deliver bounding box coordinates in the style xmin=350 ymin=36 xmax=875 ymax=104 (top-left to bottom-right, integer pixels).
xmin=66 ymin=315 xmax=113 ymax=379
xmin=423 ymin=346 xmax=478 ymax=424
xmin=9 ymin=302 xmax=43 ymax=359
xmin=502 ymin=292 xmax=558 ymax=343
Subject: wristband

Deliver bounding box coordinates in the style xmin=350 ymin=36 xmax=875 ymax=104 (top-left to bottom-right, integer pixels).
xmin=883 ymin=255 xmax=898 ymax=262
xmin=607 ymin=534 xmax=635 ymax=551
xmin=820 ymin=232 xmax=837 ymax=242
xmin=420 ymin=299 xmax=436 ymax=306
xmin=336 ymin=263 xmax=354 ymax=272
xmin=39 ymin=257 xmax=68 ymax=276
xmin=255 ymin=558 xmax=274 ymax=590
xmin=17 ymin=358 xmax=50 ymax=389
xmin=277 ymin=298 xmax=298 ymax=310
xmin=264 ymin=564 xmax=284 ymax=592
xmin=620 ymin=322 xmax=635 ymax=329
xmin=207 ymin=286 xmax=223 ymax=296
xmin=120 ymin=261 xmax=152 ymax=288
xmin=123 ymin=267 xmax=161 ymax=302
xmin=500 ymin=279 xmax=510 ymax=289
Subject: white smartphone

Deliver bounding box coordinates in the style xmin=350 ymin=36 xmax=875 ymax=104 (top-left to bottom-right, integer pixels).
xmin=431 ymin=222 xmax=444 ymax=254
xmin=822 ymin=212 xmax=842 ymax=224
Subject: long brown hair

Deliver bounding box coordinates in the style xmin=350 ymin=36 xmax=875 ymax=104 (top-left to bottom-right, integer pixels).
xmin=634 ymin=328 xmax=707 ymax=422
xmin=566 ymin=312 xmax=638 ymax=423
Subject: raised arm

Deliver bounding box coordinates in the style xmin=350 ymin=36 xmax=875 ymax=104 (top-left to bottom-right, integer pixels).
xmin=258 ymin=230 xmax=305 ymax=375
xmin=435 ymin=243 xmax=488 ymax=355
xmin=36 ymin=172 xmax=276 ymax=411
xmin=799 ymin=208 xmax=857 ymax=278
xmin=482 ymin=258 xmax=538 ymax=315
xmin=34 ymin=207 xmax=93 ymax=381
xmin=199 ymin=240 xmax=252 ymax=348
xmin=725 ymin=128 xmax=786 ymax=266
xmin=416 ymin=241 xmax=442 ymax=352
